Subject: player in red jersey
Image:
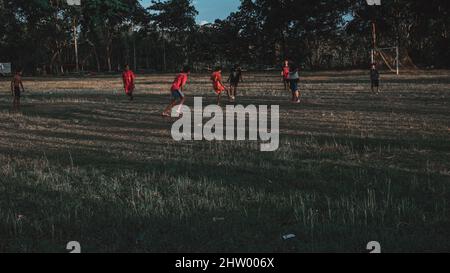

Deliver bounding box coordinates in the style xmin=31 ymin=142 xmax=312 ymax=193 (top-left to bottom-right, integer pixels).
xmin=281 ymin=60 xmax=290 ymax=92
xmin=211 ymin=66 xmax=228 ymax=106
xmin=122 ymin=64 xmax=136 ymax=101
xmin=162 ymin=66 xmax=191 ymax=117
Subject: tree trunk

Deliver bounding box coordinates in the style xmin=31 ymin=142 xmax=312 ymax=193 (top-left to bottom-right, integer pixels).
xmin=133 ymin=35 xmax=137 ymax=71
xmin=106 ymin=44 xmax=112 ymax=72
xmin=162 ymin=29 xmax=167 ymax=72
xmin=73 ymin=16 xmax=79 ymax=73
xmin=86 ymin=39 xmax=101 ymax=72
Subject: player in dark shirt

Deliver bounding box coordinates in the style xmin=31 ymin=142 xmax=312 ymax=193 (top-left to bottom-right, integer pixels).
xmin=227 ymin=64 xmax=243 ymax=102
xmin=370 ymin=63 xmax=380 ymax=93
xmin=288 ymin=63 xmax=301 ymax=103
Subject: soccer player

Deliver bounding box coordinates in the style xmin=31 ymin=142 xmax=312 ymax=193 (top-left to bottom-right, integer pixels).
xmin=11 ymin=69 xmax=25 ymax=112
xmin=227 ymin=64 xmax=243 ymax=102
xmin=211 ymin=66 xmax=228 ymax=106
xmin=288 ymin=63 xmax=301 ymax=104
xmin=122 ymin=64 xmax=136 ymax=101
xmin=281 ymin=60 xmax=290 ymax=92
xmin=162 ymin=65 xmax=191 ymax=117
xmin=370 ymin=63 xmax=380 ymax=94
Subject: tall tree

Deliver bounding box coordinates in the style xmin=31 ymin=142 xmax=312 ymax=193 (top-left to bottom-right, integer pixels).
xmin=149 ymin=0 xmax=198 ymax=71
xmin=81 ymin=0 xmax=145 ymax=72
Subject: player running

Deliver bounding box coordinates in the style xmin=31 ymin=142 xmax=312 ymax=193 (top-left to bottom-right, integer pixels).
xmin=162 ymin=66 xmax=191 ymax=117
xmin=11 ymin=69 xmax=25 ymax=112
xmin=211 ymin=66 xmax=228 ymax=106
xmin=281 ymin=60 xmax=290 ymax=92
xmin=227 ymin=64 xmax=243 ymax=102
xmin=288 ymin=63 xmax=301 ymax=103
xmin=122 ymin=64 xmax=136 ymax=101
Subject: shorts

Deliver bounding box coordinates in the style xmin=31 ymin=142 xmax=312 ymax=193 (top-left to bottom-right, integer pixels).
xmin=125 ymin=86 xmax=134 ymax=95
xmin=289 ymin=80 xmax=299 ymax=93
xmin=14 ymin=87 xmax=21 ymax=98
xmin=172 ymin=89 xmax=184 ymax=99
xmin=371 ymin=80 xmax=379 ymax=87
xmin=213 ymin=84 xmax=225 ymax=95
xmin=230 ymin=81 xmax=239 ymax=87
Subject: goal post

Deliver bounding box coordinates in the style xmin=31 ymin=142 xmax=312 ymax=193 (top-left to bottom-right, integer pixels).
xmin=371 ymin=47 xmax=399 ymax=75
xmin=0 ymin=63 xmax=12 ymax=75
xmin=371 ymin=46 xmax=417 ymax=75
xmin=66 ymin=0 xmax=81 ymax=72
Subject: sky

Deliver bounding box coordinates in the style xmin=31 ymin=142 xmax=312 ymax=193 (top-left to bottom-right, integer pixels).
xmin=140 ymin=0 xmax=241 ymax=25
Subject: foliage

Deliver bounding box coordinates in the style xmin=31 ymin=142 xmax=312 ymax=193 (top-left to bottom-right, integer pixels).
xmin=0 ymin=0 xmax=448 ymax=73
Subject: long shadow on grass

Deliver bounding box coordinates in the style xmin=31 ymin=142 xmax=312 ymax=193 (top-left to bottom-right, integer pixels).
xmin=0 ymin=179 xmax=302 ymax=252
xmin=1 ymin=151 xmax=449 ymax=253
xmin=1 ymin=130 xmax=449 ymax=200
xmin=280 ymin=127 xmax=450 ymax=152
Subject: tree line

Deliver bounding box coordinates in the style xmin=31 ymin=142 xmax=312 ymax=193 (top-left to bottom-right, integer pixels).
xmin=0 ymin=0 xmax=448 ymax=74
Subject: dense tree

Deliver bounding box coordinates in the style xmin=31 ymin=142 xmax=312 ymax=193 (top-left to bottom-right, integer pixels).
xmin=0 ymin=0 xmax=448 ymax=74
xmin=348 ymin=0 xmax=450 ymax=67
xmin=149 ymin=0 xmax=198 ymax=71
xmin=81 ymin=0 xmax=146 ymax=72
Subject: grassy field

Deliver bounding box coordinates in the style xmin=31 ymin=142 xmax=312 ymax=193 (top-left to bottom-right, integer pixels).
xmin=0 ymin=70 xmax=449 ymax=253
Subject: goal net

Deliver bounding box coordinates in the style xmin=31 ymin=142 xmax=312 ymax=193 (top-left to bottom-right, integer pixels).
xmin=371 ymin=47 xmax=417 ymax=74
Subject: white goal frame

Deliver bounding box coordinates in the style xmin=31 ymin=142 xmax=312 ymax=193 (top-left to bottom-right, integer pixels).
xmin=371 ymin=46 xmax=400 ymax=75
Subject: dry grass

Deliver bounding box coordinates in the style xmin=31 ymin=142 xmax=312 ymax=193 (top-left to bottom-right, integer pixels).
xmin=0 ymin=70 xmax=449 ymax=253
